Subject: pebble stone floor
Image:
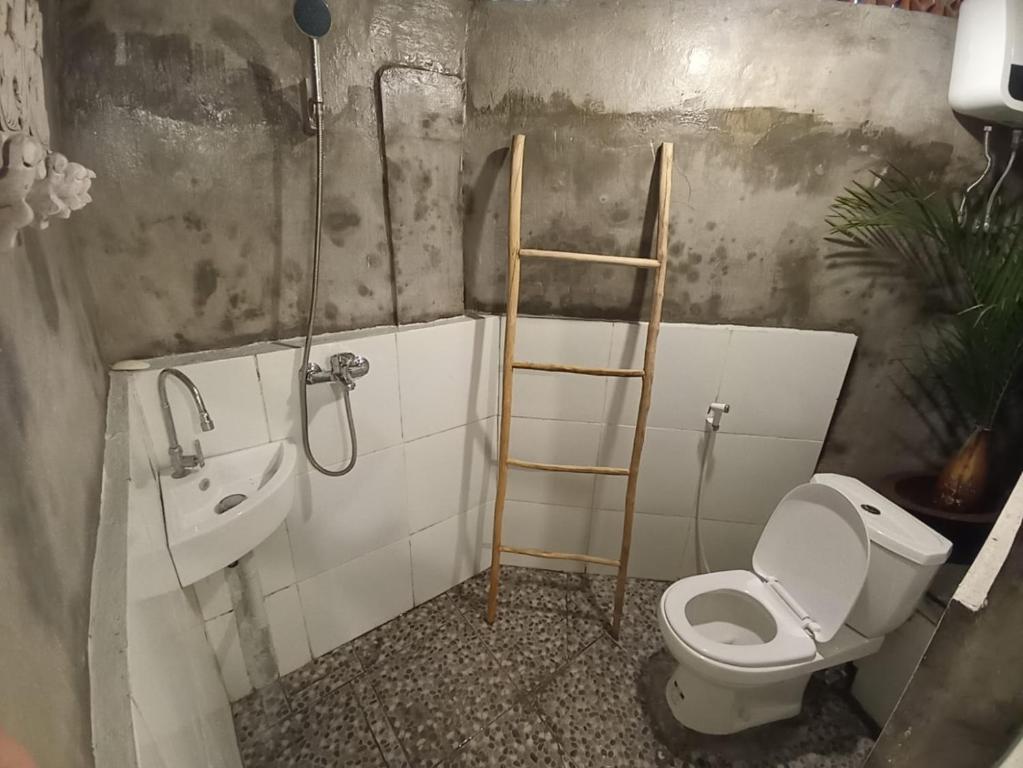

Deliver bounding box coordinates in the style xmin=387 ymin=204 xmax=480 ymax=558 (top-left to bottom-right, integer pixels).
xmin=232 ymin=567 xmax=877 ymax=767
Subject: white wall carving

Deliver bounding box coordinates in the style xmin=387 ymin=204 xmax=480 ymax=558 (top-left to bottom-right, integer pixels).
xmin=0 ymin=0 xmax=94 ymax=249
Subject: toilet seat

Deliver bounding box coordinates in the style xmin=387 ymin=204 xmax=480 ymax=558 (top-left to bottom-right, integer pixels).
xmin=661 ymin=571 xmax=816 ymax=668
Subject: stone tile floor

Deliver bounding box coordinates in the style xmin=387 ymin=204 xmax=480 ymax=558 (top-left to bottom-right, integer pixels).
xmin=232 ymin=568 xmax=877 ymax=767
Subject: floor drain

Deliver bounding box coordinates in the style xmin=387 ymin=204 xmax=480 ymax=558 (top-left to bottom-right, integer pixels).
xmin=215 ymin=493 xmax=248 ymax=515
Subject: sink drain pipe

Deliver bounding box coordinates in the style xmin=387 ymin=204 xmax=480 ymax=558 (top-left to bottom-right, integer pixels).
xmin=226 ymin=554 xmax=279 ymax=690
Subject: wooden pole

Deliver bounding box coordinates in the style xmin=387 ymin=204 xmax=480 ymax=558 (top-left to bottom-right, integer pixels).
xmin=611 ymin=143 xmax=673 ymax=638
xmin=486 ymin=134 xmax=525 ymax=625
xmin=519 ymin=248 xmax=660 ymax=269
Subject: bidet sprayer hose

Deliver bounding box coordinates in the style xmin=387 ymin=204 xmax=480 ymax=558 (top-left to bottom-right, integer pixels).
xmin=299 ymin=100 xmax=360 ymax=477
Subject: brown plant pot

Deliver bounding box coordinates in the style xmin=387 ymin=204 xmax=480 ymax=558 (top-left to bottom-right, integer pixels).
xmin=934 ymin=427 xmax=991 ymax=512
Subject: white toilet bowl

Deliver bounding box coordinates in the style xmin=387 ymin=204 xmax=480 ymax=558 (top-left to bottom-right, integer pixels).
xmin=657 ymin=474 xmax=951 ymax=735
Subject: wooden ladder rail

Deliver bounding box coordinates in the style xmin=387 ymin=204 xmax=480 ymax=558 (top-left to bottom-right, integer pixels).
xmin=485 ymin=134 xmax=674 ymax=638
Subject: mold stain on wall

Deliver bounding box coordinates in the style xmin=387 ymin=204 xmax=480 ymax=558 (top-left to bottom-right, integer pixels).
xmin=460 ymin=0 xmax=979 ymax=481
xmin=60 ymin=0 xmax=472 ymax=363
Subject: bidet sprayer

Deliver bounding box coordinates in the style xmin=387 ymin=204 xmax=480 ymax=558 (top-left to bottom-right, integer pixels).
xmin=706 ymin=402 xmax=730 ymax=431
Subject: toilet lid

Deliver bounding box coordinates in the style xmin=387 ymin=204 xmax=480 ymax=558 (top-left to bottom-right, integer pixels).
xmin=753 ymin=483 xmax=870 ymax=642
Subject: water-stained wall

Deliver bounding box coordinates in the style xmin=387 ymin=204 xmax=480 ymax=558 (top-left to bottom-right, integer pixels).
xmin=61 ymin=0 xmax=470 ymax=363
xmin=462 ymin=0 xmax=978 ymax=480
xmin=0 ymin=5 xmax=108 ymax=764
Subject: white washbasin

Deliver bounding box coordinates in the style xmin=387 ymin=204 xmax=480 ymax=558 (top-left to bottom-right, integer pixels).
xmin=160 ymin=440 xmax=297 ymax=587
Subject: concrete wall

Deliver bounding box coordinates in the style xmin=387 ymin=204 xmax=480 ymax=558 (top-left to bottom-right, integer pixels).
xmin=462 ymin=0 xmax=979 ymax=480
xmin=61 ymin=0 xmax=471 ymax=363
xmin=0 ymin=3 xmax=108 ymax=766
xmin=0 ymin=185 xmax=107 ymax=764
xmin=866 ymin=479 xmax=1023 ymax=767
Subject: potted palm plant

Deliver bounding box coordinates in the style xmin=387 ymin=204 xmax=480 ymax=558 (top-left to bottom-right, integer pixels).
xmin=828 ymin=169 xmax=1023 ymax=512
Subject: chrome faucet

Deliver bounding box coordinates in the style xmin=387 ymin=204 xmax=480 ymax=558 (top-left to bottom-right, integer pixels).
xmin=158 ymin=368 xmax=215 ymax=478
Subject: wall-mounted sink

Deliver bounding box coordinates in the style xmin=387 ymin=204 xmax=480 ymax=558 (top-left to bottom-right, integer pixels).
xmin=160 ymin=440 xmax=297 ymax=586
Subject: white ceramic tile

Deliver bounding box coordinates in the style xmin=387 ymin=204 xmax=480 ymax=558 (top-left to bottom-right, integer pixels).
xmin=852 ymin=609 xmax=938 ymax=724
xmin=410 ymin=505 xmax=489 ymax=604
xmin=511 ymin=317 xmax=613 ymax=422
xmin=252 ymin=523 xmax=296 ymax=596
xmin=480 ymin=500 xmax=591 ymax=573
xmin=256 ymin=332 xmax=403 ymax=472
xmin=405 ymin=418 xmax=496 ymax=533
xmin=506 ymin=418 xmax=601 ymax=508
xmin=126 ymin=582 xmax=214 ymax=767
xmin=197 ymin=699 xmax=245 ymax=768
xmin=592 ymin=426 xmax=703 ymax=516
xmin=604 ymin=322 xmax=732 ymax=430
xmin=191 ymin=530 xmax=293 ymax=616
xmin=298 ymin=539 xmax=414 ymax=657
xmin=126 ymin=474 xmax=182 ymax=605
xmin=696 ymin=520 xmax=763 ymax=573
xmin=397 ymin=316 xmax=500 ymax=441
xmin=192 ymin=572 xmax=233 ymax=621
xmin=716 ymin=327 xmax=856 ymax=440
xmin=698 ymin=433 xmax=824 ymax=525
xmin=133 ymin=357 xmax=270 ymax=469
xmin=265 ymin=586 xmax=312 ymax=675
xmin=587 ymin=510 xmax=694 ymax=580
xmin=288 ymin=444 xmax=409 ymax=581
xmin=204 ymin=613 xmax=252 ymax=701
xmin=130 ymin=697 xmax=167 ymax=768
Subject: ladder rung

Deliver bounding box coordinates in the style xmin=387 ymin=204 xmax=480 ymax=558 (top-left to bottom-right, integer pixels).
xmin=507 ymin=458 xmax=630 ymax=476
xmin=499 ymin=545 xmax=620 ymax=568
xmin=519 ymin=248 xmax=660 ymax=269
xmin=512 ymin=361 xmax=645 ymax=378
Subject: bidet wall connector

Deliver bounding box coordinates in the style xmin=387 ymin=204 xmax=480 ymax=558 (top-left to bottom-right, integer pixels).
xmin=706 ymin=402 xmax=731 ymax=431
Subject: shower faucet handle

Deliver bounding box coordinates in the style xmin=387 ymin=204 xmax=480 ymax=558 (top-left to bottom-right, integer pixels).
xmin=330 ymin=352 xmax=370 ymax=391
xmin=305 ymin=352 xmax=370 ymax=390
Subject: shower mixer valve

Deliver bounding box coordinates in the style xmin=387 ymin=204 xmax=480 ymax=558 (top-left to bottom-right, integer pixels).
xmin=305 ymin=352 xmax=370 ymax=390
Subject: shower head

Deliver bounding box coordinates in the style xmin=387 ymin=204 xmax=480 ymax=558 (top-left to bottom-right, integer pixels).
xmin=293 ymin=0 xmax=331 ymax=39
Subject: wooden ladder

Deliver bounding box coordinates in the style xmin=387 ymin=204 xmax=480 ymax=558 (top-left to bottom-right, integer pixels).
xmin=486 ymin=134 xmax=674 ymax=637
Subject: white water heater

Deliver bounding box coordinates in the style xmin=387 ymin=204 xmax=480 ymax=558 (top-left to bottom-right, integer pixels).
xmin=949 ymin=0 xmax=1023 ymax=125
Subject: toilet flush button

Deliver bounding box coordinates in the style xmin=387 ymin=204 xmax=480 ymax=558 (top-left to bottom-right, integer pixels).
xmin=861 ymin=504 xmax=881 ymax=515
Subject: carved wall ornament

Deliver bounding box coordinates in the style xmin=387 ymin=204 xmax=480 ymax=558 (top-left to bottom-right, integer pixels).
xmin=0 ymin=0 xmax=94 ymax=249
xmin=28 ymin=151 xmax=96 ymax=229
xmin=0 ymin=132 xmax=95 ymax=248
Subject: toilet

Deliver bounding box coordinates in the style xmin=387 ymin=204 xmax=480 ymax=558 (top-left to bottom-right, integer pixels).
xmin=658 ymin=473 xmax=952 ymax=735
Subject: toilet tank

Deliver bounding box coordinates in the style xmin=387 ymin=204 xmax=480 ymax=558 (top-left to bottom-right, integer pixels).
xmin=812 ymin=474 xmax=952 ymax=638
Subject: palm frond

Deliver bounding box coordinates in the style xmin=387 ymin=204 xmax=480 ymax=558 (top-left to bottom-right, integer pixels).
xmin=828 ymin=168 xmax=1023 ymax=446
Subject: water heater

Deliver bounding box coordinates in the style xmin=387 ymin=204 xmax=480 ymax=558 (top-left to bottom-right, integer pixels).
xmin=949 ymin=0 xmax=1023 ymax=125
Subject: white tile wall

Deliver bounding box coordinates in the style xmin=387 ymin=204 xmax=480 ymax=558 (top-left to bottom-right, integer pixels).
xmin=587 ymin=510 xmax=694 ymax=580
xmin=265 ymin=586 xmax=312 ymax=675
xmin=204 ymin=612 xmax=251 ymax=701
xmin=133 ymin=356 xmax=270 ymax=469
xmin=410 ymin=503 xmax=490 ymax=604
xmin=298 ymin=539 xmax=414 ymax=657
xmin=604 ymin=323 xmax=731 ymax=430
xmin=512 ymin=318 xmax=613 ymax=422
xmin=592 ymin=426 xmax=703 ymax=516
xmin=125 ymin=391 xmax=242 ymax=767
xmin=852 ymin=609 xmax=938 ymax=723
xmin=257 ymin=332 xmax=403 ymax=472
xmin=698 ymin=433 xmax=824 ymax=525
xmin=695 ymin=519 xmax=764 ymax=572
xmin=124 ymin=314 xmax=857 ymax=707
xmin=191 ymin=524 xmax=297 ymax=620
xmin=506 ymin=417 xmax=602 ymax=508
xmin=252 ymin=524 xmax=297 ymax=596
xmin=405 ymin=418 xmax=496 ymax=533
xmin=716 ymin=327 xmax=856 ymax=440
xmin=397 ymin=316 xmax=500 ymax=441
xmin=192 ymin=573 xmax=233 ymax=621
xmin=288 ymin=444 xmax=409 ymax=581
xmin=481 ymin=500 xmax=591 ymax=572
